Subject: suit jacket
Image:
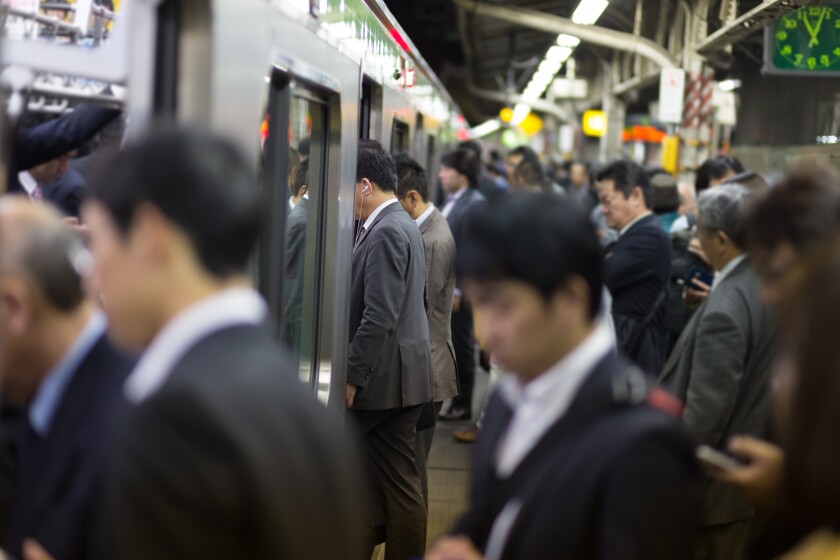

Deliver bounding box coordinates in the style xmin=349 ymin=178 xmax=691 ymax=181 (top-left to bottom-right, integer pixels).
xmin=43 ymin=167 xmax=88 ymax=218
xmin=283 ymin=197 xmax=308 ymax=347
xmin=5 ymin=333 xmax=134 ymax=560
xmin=348 ymin=202 xmax=433 ymax=410
xmin=106 ymin=325 xmax=366 ymax=560
xmin=478 ymin=173 xmax=506 ymax=203
xmin=659 ymin=256 xmax=777 ymax=526
xmin=454 ymin=353 xmax=701 ymax=559
xmin=446 ymin=187 xmax=486 ymax=254
xmin=419 ymin=208 xmax=459 ymax=402
xmin=8 ymin=106 xmax=120 ymax=194
xmin=604 ymin=214 xmax=672 ymax=374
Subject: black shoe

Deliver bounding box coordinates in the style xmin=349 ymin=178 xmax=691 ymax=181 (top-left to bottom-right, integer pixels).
xmin=438 ymin=407 xmax=471 ymax=421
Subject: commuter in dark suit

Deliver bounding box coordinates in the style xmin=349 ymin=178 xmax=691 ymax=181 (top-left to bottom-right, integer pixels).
xmin=394 ymin=154 xmax=459 ymax=507
xmin=0 ymin=199 xmax=133 ymax=560
xmin=42 ymin=166 xmax=88 ymax=219
xmin=659 ymin=184 xmax=777 ymax=560
xmin=283 ymin=159 xmax=310 ymax=353
xmin=458 ymin=140 xmax=506 ymax=202
xmin=426 ymin=193 xmax=701 ymax=560
xmin=596 ymin=160 xmax=672 ymax=374
xmin=82 ymin=127 xmax=365 ymax=560
xmin=347 ymin=140 xmax=434 ymax=560
xmin=9 ymin=105 xmax=120 ymax=195
xmin=438 ymin=148 xmax=486 ymax=421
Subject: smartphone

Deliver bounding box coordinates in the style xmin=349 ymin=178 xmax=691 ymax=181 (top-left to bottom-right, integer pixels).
xmin=696 ymin=445 xmax=743 ymax=472
xmin=684 ymin=267 xmax=714 ymax=288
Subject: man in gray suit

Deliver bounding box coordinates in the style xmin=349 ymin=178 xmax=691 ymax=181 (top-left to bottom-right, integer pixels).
xmin=658 ymin=184 xmax=777 ymax=560
xmin=347 ymin=140 xmax=434 ymax=560
xmin=394 ymin=153 xmax=459 ymax=507
xmin=283 ymin=159 xmax=309 ymax=355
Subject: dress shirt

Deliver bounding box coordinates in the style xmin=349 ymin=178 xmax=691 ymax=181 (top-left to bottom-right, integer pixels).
xmin=619 ymin=211 xmax=654 ymax=237
xmin=288 ymin=196 xmax=295 ymax=209
xmin=495 ymin=317 xmax=615 ymax=477
xmin=670 ymin=214 xmax=691 ymax=233
xmin=362 ymin=198 xmax=400 ymax=231
xmin=712 ymin=253 xmax=747 ymax=291
xmin=18 ymin=171 xmax=38 ymax=197
xmin=124 ymin=288 xmax=267 ymax=403
xmin=415 ymin=203 xmax=435 ymax=227
xmin=441 ymin=187 xmax=468 ymax=218
xmin=29 ymin=312 xmax=107 ymax=436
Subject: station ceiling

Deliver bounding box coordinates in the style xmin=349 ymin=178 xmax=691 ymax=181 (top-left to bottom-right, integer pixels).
xmin=386 ymin=0 xmax=769 ymax=124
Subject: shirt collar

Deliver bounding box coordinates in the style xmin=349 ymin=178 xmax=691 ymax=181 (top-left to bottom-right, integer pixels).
xmin=498 ymin=317 xmax=614 ymax=411
xmin=447 ymin=187 xmax=468 ymax=204
xmin=124 ymin=288 xmax=267 ymax=404
xmin=713 ymin=253 xmax=748 ymax=290
xmin=619 ymin=211 xmax=654 ymax=237
xmin=289 ymin=197 xmax=295 ymax=209
xmin=362 ymin=198 xmax=400 ymax=231
xmin=18 ymin=171 xmax=38 ymax=196
xmin=29 ymin=312 xmax=107 ymax=436
xmin=415 ymin=204 xmax=435 ymax=227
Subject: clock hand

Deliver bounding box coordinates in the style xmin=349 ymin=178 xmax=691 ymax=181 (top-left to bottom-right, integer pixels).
xmin=809 ymin=8 xmax=828 ymax=48
xmin=802 ymin=12 xmax=816 ymax=39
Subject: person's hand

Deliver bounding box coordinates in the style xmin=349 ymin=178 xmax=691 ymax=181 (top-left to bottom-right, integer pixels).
xmin=345 ymin=383 xmax=357 ymax=408
xmin=23 ymin=540 xmax=55 ymax=560
xmin=425 ymin=536 xmax=483 ymax=560
xmin=713 ymin=436 xmax=784 ymax=509
xmin=683 ymin=278 xmax=711 ymax=310
xmin=452 ymin=294 xmax=462 ymax=313
xmin=688 ymin=237 xmax=711 ymax=267
xmin=60 ymin=216 xmax=89 ymax=239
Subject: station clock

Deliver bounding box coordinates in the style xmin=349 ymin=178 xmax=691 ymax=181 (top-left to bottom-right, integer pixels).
xmin=765 ymin=5 xmax=840 ymax=75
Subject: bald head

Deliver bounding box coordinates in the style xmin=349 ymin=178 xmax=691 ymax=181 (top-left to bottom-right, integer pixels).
xmin=0 ymin=196 xmax=86 ymax=312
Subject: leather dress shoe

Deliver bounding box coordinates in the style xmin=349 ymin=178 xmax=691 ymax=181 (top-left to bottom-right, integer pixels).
xmin=438 ymin=407 xmax=471 ymax=421
xmin=452 ymin=425 xmax=480 ymax=443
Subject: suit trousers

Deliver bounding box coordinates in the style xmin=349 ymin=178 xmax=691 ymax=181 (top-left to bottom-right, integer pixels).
xmin=415 ymin=401 xmax=443 ymax=513
xmin=450 ymin=306 xmax=476 ymax=413
xmin=349 ymin=405 xmax=427 ymax=560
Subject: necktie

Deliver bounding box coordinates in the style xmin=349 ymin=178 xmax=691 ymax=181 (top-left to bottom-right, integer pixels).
xmin=31 ymin=184 xmax=44 ymax=201
xmin=355 ymin=226 xmax=367 ymax=247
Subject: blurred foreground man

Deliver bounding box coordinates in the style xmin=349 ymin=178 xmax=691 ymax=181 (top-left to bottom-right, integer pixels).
xmin=83 ymin=127 xmax=364 ymax=559
xmin=347 ymin=141 xmax=434 ymax=559
xmin=427 ymin=193 xmax=700 ymax=560
xmin=0 ymin=200 xmax=133 ymax=560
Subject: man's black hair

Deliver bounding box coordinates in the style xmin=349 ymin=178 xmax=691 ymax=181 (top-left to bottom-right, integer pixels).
xmin=695 ymin=155 xmax=744 ymax=193
xmin=290 ymin=159 xmax=310 ymax=198
xmin=393 ymin=153 xmax=429 ymax=202
xmin=595 ymin=160 xmax=654 ymax=209
xmin=514 ymin=158 xmax=545 ymax=189
xmin=356 ymin=139 xmax=397 ymax=193
xmin=298 ymin=136 xmax=311 ymax=158
xmin=441 ymin=148 xmax=481 ymax=188
xmin=457 ymin=140 xmax=483 ymax=160
xmin=458 ymin=193 xmax=603 ymax=319
xmin=90 ymin=126 xmax=262 ymax=279
xmin=509 ymin=146 xmax=540 ymax=166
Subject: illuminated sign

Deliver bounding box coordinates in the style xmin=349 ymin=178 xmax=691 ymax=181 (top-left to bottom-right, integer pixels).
xmin=582 ymin=110 xmax=606 ymax=137
xmin=764 ymin=5 xmax=840 ymax=75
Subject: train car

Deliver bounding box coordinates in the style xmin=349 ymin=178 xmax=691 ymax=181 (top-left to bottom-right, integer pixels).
xmin=2 ymin=0 xmax=467 ymax=413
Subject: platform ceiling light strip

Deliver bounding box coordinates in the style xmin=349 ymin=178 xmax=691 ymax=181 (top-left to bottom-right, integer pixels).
xmin=468 ymin=118 xmax=502 ymax=138
xmin=511 ymin=0 xmax=609 ymax=126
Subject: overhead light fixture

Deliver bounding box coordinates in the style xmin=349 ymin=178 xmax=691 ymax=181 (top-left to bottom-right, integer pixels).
xmin=511 ymin=103 xmax=531 ymax=126
xmin=718 ymin=79 xmax=742 ymax=92
xmin=556 ymin=34 xmax=581 ymax=48
xmin=469 ymin=119 xmax=502 ymax=138
xmin=571 ymin=0 xmax=609 ymax=25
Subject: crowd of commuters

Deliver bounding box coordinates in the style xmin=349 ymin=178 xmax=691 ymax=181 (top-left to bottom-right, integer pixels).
xmin=3 ymin=104 xmax=840 ymax=560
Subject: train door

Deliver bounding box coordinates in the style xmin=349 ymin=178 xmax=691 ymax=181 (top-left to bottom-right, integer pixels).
xmin=258 ymin=72 xmax=333 ymax=398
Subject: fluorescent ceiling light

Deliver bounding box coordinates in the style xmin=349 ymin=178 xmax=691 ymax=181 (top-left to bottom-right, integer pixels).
xmin=556 ymin=34 xmax=581 ymax=48
xmin=511 ymin=103 xmax=531 ymax=126
xmin=718 ymin=79 xmax=742 ymax=92
xmin=469 ymin=119 xmax=502 ymax=138
xmin=571 ymin=0 xmax=609 ymax=25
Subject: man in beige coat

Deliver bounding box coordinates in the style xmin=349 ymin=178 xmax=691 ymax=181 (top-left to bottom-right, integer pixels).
xmin=394 ymin=154 xmax=459 ymax=507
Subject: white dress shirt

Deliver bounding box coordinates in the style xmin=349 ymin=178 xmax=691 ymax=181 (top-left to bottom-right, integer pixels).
xmin=124 ymin=288 xmax=267 ymax=403
xmin=619 ymin=211 xmax=654 ymax=237
xmin=18 ymin=171 xmax=38 ymax=197
xmin=362 ymin=198 xmax=400 ymax=230
xmin=712 ymin=253 xmax=747 ymax=290
xmin=494 ymin=317 xmax=615 ymax=477
xmin=441 ymin=187 xmax=468 ymax=218
xmin=414 ymin=203 xmax=435 ymax=227
xmin=288 ymin=196 xmax=295 ymax=209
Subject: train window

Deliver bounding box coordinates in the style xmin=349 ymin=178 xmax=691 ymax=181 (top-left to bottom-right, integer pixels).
xmin=426 ymin=133 xmax=437 ymax=195
xmin=258 ymin=75 xmax=329 ymax=391
xmin=153 ymin=0 xmax=180 ymax=116
xmin=391 ymin=119 xmax=409 ymax=153
xmin=359 ymin=82 xmax=372 ymax=139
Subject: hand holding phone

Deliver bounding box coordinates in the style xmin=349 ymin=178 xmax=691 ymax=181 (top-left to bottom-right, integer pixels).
xmin=696 ymin=445 xmax=745 ymax=472
xmin=684 ymin=267 xmax=714 ymax=289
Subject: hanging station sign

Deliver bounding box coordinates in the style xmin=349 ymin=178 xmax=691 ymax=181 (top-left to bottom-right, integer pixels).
xmin=764 ymin=4 xmax=840 ymax=76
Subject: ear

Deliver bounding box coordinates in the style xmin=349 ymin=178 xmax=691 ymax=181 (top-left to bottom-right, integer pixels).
xmin=0 ymin=277 xmax=32 ymax=337
xmin=632 ymin=186 xmax=646 ymax=204
xmin=299 ymin=185 xmax=308 ymax=197
xmin=716 ymin=230 xmax=729 ymax=248
xmin=131 ymin=203 xmax=172 ymax=264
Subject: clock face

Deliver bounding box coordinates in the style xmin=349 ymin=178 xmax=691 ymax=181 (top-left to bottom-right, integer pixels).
xmin=773 ymin=6 xmax=840 ymax=72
